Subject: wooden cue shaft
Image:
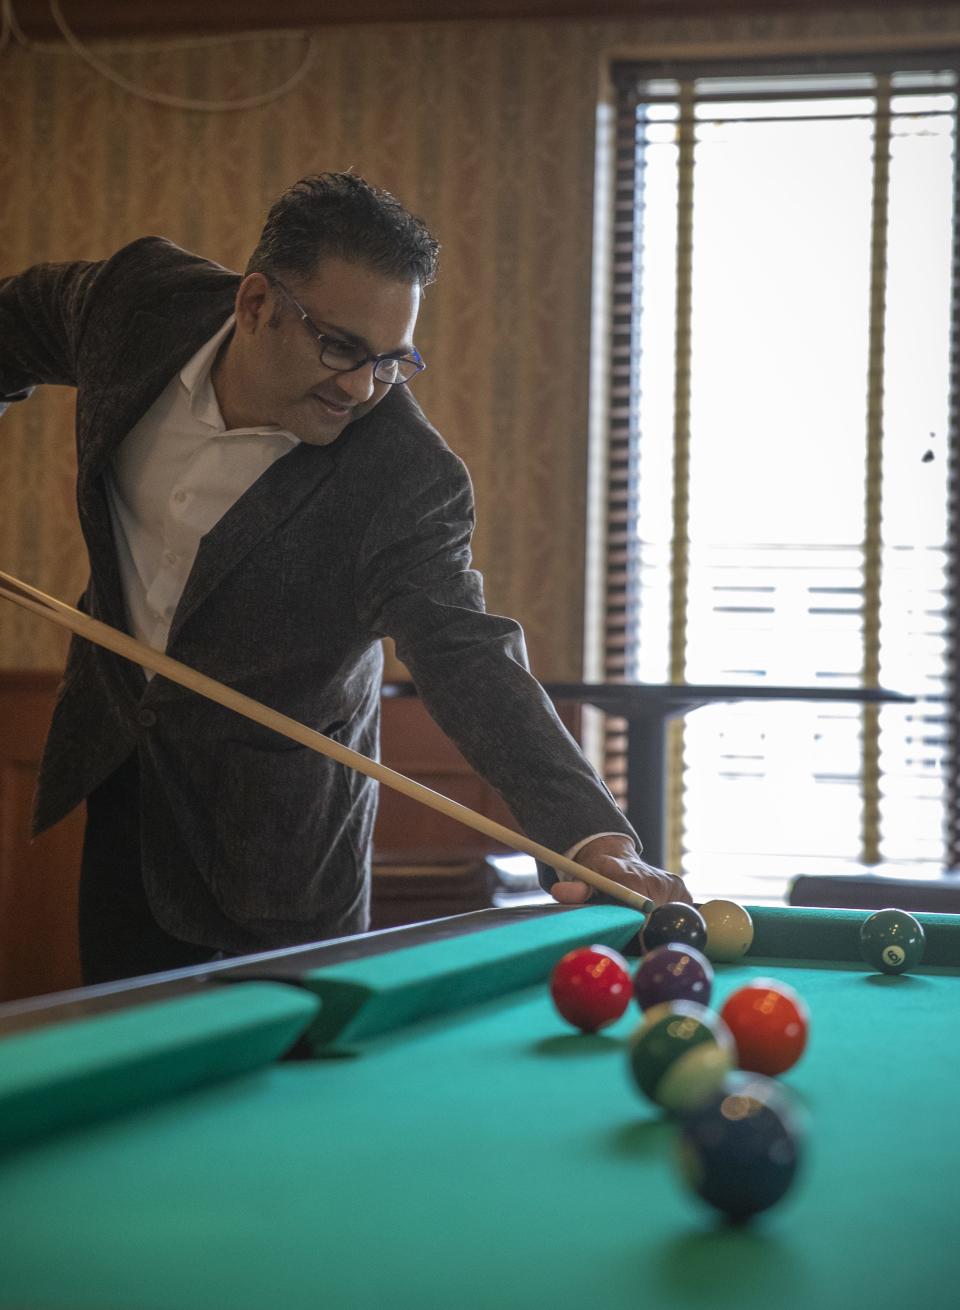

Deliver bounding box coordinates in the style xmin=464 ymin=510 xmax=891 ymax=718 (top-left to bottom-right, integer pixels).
xmin=0 ymin=570 xmax=653 ymax=915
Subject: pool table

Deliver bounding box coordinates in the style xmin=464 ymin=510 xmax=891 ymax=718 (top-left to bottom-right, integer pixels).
xmin=0 ymin=903 xmax=958 ymax=1310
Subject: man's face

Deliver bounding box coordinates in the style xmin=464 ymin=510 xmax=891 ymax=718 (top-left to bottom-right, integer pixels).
xmin=235 ymin=257 xmax=421 ymax=446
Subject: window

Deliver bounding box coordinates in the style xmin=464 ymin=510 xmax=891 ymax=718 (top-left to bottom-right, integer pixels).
xmin=599 ymin=56 xmax=958 ymax=902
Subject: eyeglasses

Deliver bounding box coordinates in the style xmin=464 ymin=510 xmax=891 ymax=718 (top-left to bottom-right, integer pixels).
xmin=269 ymin=277 xmax=425 ymax=386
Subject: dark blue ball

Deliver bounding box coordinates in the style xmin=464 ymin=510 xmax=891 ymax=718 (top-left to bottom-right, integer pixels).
xmin=633 ymin=943 xmax=714 ymax=1011
xmin=677 ymin=1073 xmax=804 ymax=1221
xmin=641 ymin=902 xmax=708 ymax=953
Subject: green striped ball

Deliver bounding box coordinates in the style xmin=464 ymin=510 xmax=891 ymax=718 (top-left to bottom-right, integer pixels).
xmin=627 ymin=1000 xmax=735 ymax=1114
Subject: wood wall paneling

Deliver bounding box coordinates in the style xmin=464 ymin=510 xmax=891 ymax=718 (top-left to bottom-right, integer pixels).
xmin=376 ymin=694 xmax=519 ymax=857
xmin=0 ymin=674 xmax=83 ymax=1000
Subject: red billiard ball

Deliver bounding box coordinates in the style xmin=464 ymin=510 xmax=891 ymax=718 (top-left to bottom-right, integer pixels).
xmin=719 ymin=979 xmax=809 ymax=1076
xmin=550 ymin=945 xmax=632 ymax=1033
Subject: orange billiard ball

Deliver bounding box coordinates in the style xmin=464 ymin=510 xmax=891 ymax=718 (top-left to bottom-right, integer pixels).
xmin=719 ymin=978 xmax=809 ymax=1076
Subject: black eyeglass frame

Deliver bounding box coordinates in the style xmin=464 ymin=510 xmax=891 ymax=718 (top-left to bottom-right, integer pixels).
xmin=268 ymin=276 xmax=426 ymax=386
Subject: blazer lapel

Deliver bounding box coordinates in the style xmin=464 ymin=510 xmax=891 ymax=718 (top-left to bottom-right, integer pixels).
xmin=167 ymin=439 xmax=338 ymax=645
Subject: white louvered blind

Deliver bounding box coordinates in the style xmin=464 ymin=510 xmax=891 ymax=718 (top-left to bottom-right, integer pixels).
xmin=604 ymin=60 xmax=956 ymax=903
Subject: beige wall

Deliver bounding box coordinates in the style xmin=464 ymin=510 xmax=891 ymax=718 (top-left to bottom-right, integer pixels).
xmin=1 ymin=4 xmax=956 ymax=676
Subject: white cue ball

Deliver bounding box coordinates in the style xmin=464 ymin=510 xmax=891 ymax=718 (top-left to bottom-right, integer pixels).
xmin=700 ymin=899 xmax=754 ymax=963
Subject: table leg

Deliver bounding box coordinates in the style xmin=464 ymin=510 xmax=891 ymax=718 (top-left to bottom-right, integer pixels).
xmin=624 ymin=713 xmax=669 ymax=868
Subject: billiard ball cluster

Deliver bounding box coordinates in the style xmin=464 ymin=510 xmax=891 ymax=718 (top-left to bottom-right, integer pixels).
xmin=548 ymin=899 xmax=807 ymax=1222
xmin=548 ymin=899 xmax=930 ymax=1224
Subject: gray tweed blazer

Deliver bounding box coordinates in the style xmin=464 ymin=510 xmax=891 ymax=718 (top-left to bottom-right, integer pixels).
xmin=0 ymin=238 xmax=636 ymax=952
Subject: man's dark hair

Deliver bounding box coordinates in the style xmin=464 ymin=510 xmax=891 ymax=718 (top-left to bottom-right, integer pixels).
xmin=246 ymin=172 xmax=439 ymax=289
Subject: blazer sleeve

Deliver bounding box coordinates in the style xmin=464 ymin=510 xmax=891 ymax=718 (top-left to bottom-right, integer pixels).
xmin=353 ymin=437 xmax=639 ymax=883
xmin=0 ymin=257 xmax=103 ymax=407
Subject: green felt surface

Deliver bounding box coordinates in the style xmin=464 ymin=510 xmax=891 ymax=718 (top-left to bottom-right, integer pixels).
xmin=298 ymin=903 xmax=645 ymax=1048
xmin=0 ymin=983 xmax=319 ymax=1152
xmin=0 ymin=912 xmax=958 ymax=1310
xmin=748 ymin=904 xmax=960 ymax=965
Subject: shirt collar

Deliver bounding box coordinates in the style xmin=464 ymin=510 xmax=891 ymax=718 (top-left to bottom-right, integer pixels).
xmin=179 ymin=315 xmax=298 ymax=444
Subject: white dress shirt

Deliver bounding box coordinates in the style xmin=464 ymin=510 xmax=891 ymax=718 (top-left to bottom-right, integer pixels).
xmin=106 ymin=316 xmax=298 ymax=668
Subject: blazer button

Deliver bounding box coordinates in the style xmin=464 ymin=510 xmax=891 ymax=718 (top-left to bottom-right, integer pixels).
xmin=137 ymin=708 xmax=157 ymax=728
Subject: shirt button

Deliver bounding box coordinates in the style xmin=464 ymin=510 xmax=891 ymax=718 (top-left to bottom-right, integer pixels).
xmin=137 ymin=709 xmax=157 ymax=728
xmin=163 ymin=550 xmax=177 ymax=566
xmin=173 ymin=490 xmax=187 ymax=504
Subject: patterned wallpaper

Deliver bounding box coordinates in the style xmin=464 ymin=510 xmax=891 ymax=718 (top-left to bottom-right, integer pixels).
xmin=1 ymin=5 xmax=957 ymax=674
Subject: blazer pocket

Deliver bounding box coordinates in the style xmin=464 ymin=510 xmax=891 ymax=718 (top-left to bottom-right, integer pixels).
xmin=207 ymin=739 xmax=355 ymax=923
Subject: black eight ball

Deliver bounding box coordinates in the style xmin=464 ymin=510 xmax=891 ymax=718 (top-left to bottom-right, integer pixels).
xmin=641 ymin=901 xmax=708 ymax=954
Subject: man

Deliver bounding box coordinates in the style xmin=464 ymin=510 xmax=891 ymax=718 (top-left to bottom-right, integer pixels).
xmin=0 ymin=173 xmax=688 ymax=984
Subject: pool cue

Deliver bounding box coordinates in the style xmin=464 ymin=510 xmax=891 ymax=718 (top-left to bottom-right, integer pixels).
xmin=0 ymin=569 xmax=653 ymax=915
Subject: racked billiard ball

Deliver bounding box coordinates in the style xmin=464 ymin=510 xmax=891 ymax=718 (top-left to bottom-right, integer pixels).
xmin=627 ymin=1000 xmax=734 ymax=1114
xmin=549 ymin=945 xmax=632 ymax=1033
xmin=720 ymin=978 xmax=809 ymax=1076
xmin=633 ymin=943 xmax=714 ymax=1012
xmin=860 ymin=907 xmax=925 ymax=975
xmin=700 ymin=899 xmax=754 ymax=963
xmin=640 ymin=902 xmax=707 ymax=954
xmin=676 ymin=1071 xmax=804 ymax=1221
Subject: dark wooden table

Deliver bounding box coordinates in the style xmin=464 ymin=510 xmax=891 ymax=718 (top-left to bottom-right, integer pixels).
xmin=386 ymin=681 xmax=912 ymax=867
xmin=542 ymin=682 xmax=913 ymax=866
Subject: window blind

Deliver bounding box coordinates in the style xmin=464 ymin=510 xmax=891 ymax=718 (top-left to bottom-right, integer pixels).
xmin=603 ymin=54 xmax=959 ymax=896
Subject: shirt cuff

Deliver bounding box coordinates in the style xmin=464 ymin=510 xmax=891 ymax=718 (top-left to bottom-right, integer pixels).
xmin=557 ymin=831 xmax=640 ymax=881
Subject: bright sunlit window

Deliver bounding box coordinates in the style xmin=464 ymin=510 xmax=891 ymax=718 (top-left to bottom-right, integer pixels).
xmin=604 ymin=62 xmax=955 ymax=902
